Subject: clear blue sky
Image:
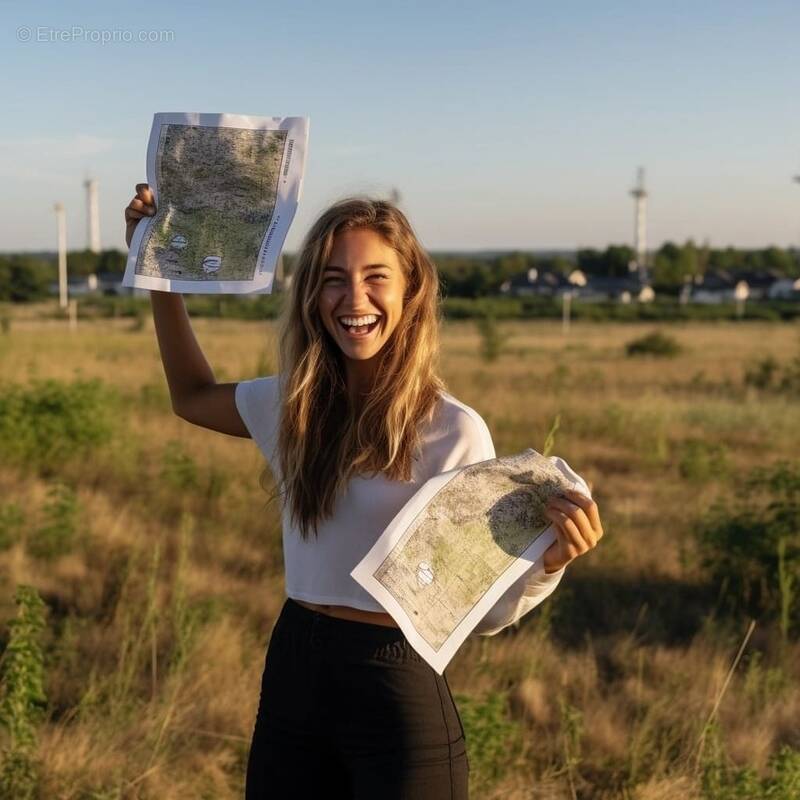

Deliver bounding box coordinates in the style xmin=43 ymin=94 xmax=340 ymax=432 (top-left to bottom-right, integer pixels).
xmin=2 ymin=0 xmax=799 ymax=253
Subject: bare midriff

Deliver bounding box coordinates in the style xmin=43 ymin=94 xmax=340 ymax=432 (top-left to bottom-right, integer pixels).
xmin=292 ymin=599 xmax=400 ymax=628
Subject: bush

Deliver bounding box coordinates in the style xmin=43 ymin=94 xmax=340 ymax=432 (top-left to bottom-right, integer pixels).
xmin=0 ymin=503 xmax=25 ymax=551
xmin=453 ymin=690 xmax=523 ymax=791
xmin=27 ymin=482 xmax=82 ymax=561
xmin=700 ymin=720 xmax=800 ymax=800
xmin=695 ymin=460 xmax=800 ymax=636
xmin=625 ymin=330 xmax=682 ymax=357
xmin=678 ymin=439 xmax=729 ymax=483
xmin=0 ymin=379 xmax=117 ymax=474
xmin=474 ymin=313 xmax=511 ymax=362
xmin=744 ymin=356 xmax=780 ymax=390
xmin=743 ymin=353 xmax=800 ymax=394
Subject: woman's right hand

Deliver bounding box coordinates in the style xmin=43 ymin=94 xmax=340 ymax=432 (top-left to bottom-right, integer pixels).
xmin=124 ymin=182 xmax=156 ymax=248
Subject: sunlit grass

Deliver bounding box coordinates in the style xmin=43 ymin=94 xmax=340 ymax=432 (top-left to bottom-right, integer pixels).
xmin=1 ymin=308 xmax=799 ymax=798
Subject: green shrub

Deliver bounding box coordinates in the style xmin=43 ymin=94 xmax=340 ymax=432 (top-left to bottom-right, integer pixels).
xmin=474 ymin=313 xmax=511 ymax=362
xmin=0 ymin=503 xmax=25 ymax=551
xmin=204 ymin=464 xmax=231 ymax=503
xmin=160 ymin=441 xmax=200 ymax=492
xmin=777 ymin=355 xmax=800 ymax=393
xmin=0 ymin=584 xmax=48 ymax=800
xmin=678 ymin=439 xmax=729 ymax=482
xmin=695 ymin=460 xmax=800 ymax=634
xmin=27 ymin=482 xmax=81 ymax=561
xmin=625 ymin=330 xmax=682 ymax=357
xmin=744 ymin=356 xmax=780 ymax=390
xmin=0 ymin=378 xmax=117 ymax=473
xmin=743 ymin=353 xmax=800 ymax=394
xmin=700 ymin=720 xmax=800 ymax=799
xmin=453 ymin=690 xmax=523 ymax=791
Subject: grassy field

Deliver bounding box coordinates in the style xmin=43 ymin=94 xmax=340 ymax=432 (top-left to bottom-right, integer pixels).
xmin=1 ymin=307 xmax=799 ymax=799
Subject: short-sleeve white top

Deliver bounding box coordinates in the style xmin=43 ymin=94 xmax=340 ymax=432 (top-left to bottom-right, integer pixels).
xmin=235 ymin=376 xmax=573 ymax=634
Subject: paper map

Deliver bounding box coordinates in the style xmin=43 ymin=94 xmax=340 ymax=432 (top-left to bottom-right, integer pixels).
xmin=123 ymin=112 xmax=309 ymax=294
xmin=351 ymin=449 xmax=589 ymax=674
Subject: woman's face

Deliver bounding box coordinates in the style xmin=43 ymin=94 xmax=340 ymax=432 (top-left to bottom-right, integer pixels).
xmin=318 ymin=227 xmax=408 ymax=363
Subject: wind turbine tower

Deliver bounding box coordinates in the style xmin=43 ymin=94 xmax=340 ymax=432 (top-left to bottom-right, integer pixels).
xmin=629 ymin=167 xmax=648 ymax=284
xmin=84 ymin=176 xmax=101 ymax=253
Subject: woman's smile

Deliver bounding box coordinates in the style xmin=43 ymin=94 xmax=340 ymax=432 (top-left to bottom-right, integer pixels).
xmin=337 ymin=313 xmax=382 ymax=339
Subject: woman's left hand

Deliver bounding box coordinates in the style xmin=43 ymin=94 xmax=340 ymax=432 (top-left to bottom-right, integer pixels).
xmin=541 ymin=487 xmax=603 ymax=574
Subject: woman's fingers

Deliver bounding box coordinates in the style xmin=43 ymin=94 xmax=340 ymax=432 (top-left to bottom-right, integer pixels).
xmin=127 ymin=197 xmax=155 ymax=215
xmin=125 ymin=185 xmax=156 ymax=247
xmin=546 ymin=508 xmax=592 ymax=552
xmin=545 ymin=496 xmax=599 ymax=550
xmin=125 ymin=197 xmax=155 ymax=228
xmin=135 ymin=182 xmax=155 ymax=206
xmin=562 ymin=488 xmax=603 ymax=538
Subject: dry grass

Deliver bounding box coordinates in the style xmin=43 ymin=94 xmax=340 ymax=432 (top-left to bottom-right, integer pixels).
xmin=1 ymin=309 xmax=799 ymax=798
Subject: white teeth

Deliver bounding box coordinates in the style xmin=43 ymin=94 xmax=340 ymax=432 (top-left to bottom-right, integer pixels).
xmin=339 ymin=314 xmax=379 ymax=327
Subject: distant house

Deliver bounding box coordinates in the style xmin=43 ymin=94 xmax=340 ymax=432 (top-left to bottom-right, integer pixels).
xmin=767 ymin=277 xmax=800 ymax=300
xmin=732 ymin=269 xmax=785 ymax=300
xmin=500 ymin=268 xmax=654 ymax=303
xmin=688 ymin=269 xmax=786 ymax=304
xmin=47 ymin=274 xmax=100 ymax=297
xmin=574 ymin=275 xmax=655 ymax=304
xmin=687 ymin=269 xmax=737 ymax=304
xmin=500 ymin=268 xmax=583 ymax=298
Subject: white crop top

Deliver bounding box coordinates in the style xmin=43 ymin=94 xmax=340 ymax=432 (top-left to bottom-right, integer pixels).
xmin=235 ymin=376 xmax=582 ymax=636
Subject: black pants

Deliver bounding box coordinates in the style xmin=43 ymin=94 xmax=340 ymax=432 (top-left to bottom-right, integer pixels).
xmin=245 ymin=597 xmax=470 ymax=799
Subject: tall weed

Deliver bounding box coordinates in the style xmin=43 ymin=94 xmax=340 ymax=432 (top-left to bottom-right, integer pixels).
xmin=0 ymin=585 xmax=48 ymax=800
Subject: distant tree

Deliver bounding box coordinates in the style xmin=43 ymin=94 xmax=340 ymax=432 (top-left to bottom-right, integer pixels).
xmin=707 ymin=246 xmax=745 ymax=272
xmin=551 ymin=255 xmax=574 ymax=275
xmin=680 ymin=238 xmax=699 ymax=278
xmin=0 ymin=256 xmax=50 ymax=302
xmin=652 ymin=241 xmax=684 ymax=285
xmin=576 ymin=248 xmax=604 ymax=276
xmin=760 ymin=246 xmax=796 ymax=276
xmin=66 ymin=249 xmax=100 ymax=277
xmin=493 ymin=252 xmax=528 ymax=283
xmin=697 ymin=240 xmax=711 ymax=277
xmin=604 ymin=244 xmax=635 ymax=277
xmin=576 ymin=246 xmax=633 ymax=277
xmin=96 ymin=249 xmax=126 ymax=274
xmin=434 ymin=255 xmax=495 ymax=298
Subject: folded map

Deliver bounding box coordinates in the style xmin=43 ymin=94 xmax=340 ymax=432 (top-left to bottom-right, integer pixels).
xmin=351 ymin=448 xmax=590 ymax=673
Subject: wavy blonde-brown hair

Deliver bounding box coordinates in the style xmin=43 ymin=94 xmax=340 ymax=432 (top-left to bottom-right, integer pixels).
xmin=261 ymin=196 xmax=446 ymax=540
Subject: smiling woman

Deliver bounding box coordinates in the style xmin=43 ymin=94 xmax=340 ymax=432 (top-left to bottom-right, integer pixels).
xmin=124 ymin=187 xmax=589 ymax=799
xmin=317 ymin=228 xmax=408 ymax=396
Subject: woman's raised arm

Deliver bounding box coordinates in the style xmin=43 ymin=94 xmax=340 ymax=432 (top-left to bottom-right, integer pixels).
xmin=125 ymin=182 xmax=250 ymax=438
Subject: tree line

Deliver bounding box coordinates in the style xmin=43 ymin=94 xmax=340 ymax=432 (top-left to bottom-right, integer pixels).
xmin=1 ymin=241 xmax=798 ymax=302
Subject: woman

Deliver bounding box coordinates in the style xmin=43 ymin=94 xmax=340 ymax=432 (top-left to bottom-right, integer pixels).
xmin=124 ymin=185 xmax=603 ymax=799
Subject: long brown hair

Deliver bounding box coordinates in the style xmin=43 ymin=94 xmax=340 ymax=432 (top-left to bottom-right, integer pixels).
xmin=261 ymin=196 xmax=446 ymax=540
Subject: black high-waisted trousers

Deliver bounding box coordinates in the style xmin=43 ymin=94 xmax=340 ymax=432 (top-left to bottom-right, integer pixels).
xmin=245 ymin=597 xmax=470 ymax=799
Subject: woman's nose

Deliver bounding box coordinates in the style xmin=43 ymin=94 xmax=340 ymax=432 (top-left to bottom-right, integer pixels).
xmin=345 ymin=279 xmax=369 ymax=304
